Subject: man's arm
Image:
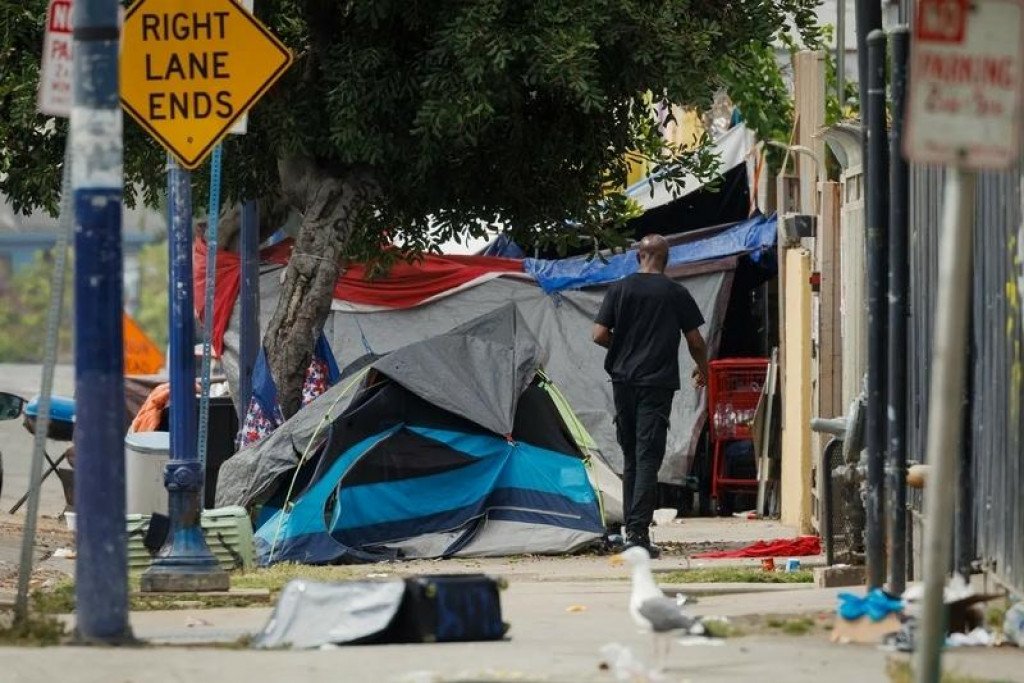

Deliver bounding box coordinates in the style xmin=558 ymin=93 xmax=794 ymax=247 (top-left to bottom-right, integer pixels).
xmin=593 ymin=284 xmax=618 ymax=348
xmin=684 ymin=329 xmax=709 ymax=388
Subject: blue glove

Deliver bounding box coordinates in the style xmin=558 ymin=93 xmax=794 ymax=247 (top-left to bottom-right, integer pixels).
xmin=838 ymin=589 xmax=903 ymax=622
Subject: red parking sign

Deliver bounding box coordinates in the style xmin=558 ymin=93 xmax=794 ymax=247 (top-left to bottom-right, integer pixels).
xmin=916 ymin=0 xmax=968 ymax=43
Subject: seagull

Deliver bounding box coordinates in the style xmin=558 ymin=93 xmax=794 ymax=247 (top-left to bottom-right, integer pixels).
xmin=612 ymin=545 xmax=696 ymax=672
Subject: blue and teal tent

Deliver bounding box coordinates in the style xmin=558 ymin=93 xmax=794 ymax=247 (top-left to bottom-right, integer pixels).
xmin=248 ymin=304 xmax=605 ymax=565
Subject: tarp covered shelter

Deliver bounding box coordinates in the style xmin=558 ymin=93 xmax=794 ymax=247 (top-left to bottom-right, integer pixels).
xmin=205 ymin=213 xmax=777 ymax=492
xmin=229 ymin=305 xmax=606 ymax=564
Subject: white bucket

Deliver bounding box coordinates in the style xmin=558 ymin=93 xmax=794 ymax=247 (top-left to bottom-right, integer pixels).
xmin=125 ymin=431 xmax=170 ymax=516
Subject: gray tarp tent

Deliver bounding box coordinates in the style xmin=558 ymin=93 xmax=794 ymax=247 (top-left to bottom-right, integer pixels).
xmin=219 ymin=259 xmax=734 ymax=487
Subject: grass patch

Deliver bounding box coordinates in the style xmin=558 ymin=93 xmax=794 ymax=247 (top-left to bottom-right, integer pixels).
xmin=0 ymin=613 xmax=66 ymax=646
xmin=765 ymin=616 xmax=816 ymax=636
xmin=229 ymin=563 xmax=359 ymax=593
xmin=32 ymin=564 xmax=365 ymax=614
xmin=701 ymin=616 xmax=745 ymax=638
xmin=886 ymin=660 xmax=1013 ymax=683
xmin=730 ymin=612 xmax=831 ymax=637
xmin=986 ymin=604 xmax=1007 ymax=635
xmin=659 ymin=567 xmax=814 ymax=584
xmin=31 ymin=581 xmax=76 ymax=614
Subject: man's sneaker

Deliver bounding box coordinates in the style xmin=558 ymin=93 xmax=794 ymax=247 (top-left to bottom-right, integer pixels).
xmin=624 ymin=536 xmax=662 ymax=560
xmin=604 ymin=534 xmax=628 ymax=553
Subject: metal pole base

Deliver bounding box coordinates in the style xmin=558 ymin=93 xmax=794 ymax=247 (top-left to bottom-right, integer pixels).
xmin=139 ymin=467 xmax=230 ymax=593
xmin=140 ymin=526 xmax=230 ymax=593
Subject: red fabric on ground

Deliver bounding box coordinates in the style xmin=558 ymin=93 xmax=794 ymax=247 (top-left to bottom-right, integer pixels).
xmin=691 ymin=536 xmax=821 ymax=559
xmin=193 ymin=238 xmax=525 ymax=355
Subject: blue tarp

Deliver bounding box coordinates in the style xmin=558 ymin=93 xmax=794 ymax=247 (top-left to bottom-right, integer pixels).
xmin=480 ymin=233 xmax=526 ymax=259
xmin=522 ymin=213 xmax=777 ymax=293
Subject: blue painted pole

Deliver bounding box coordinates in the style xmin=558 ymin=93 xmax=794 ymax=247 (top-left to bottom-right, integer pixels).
xmin=71 ymin=0 xmax=131 ymax=642
xmin=139 ymin=156 xmax=228 ymax=592
xmin=238 ymin=200 xmax=260 ymax=425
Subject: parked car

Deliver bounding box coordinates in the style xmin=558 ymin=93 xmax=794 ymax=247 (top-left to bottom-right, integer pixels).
xmin=0 ymin=392 xmax=27 ymax=501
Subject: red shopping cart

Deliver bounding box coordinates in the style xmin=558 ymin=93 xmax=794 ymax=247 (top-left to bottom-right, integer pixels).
xmin=707 ymin=358 xmax=769 ymax=510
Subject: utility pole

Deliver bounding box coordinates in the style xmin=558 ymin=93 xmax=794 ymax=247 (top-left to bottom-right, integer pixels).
xmin=71 ymin=0 xmax=131 ymax=642
xmin=865 ymin=29 xmax=891 ymax=589
xmin=887 ymin=26 xmax=911 ymax=597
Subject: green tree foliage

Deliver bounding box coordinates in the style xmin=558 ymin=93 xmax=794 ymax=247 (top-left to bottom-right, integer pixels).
xmin=4 ymin=0 xmax=822 ymax=250
xmin=1 ymin=0 xmax=822 ymax=412
xmin=0 ymin=250 xmax=73 ymax=363
xmin=135 ymin=241 xmax=169 ymax=351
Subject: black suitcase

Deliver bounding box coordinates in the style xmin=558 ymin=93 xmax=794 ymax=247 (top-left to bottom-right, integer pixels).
xmin=387 ymin=574 xmax=508 ymax=643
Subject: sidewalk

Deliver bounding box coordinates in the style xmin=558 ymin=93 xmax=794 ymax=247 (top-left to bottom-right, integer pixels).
xmin=17 ymin=502 xmax=1013 ymax=682
xmin=2 ymin=513 xmax=1020 ymax=683
xmin=3 ymin=581 xmax=1021 ymax=683
xmin=0 ymin=514 xmax=819 ymax=602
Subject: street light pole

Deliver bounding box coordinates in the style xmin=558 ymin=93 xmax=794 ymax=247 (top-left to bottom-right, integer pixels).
xmin=71 ymin=0 xmax=131 ymax=642
xmin=139 ymin=156 xmax=228 ymax=592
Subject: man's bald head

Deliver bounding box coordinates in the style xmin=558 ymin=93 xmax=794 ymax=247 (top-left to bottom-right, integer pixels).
xmin=638 ymin=234 xmax=669 ymax=272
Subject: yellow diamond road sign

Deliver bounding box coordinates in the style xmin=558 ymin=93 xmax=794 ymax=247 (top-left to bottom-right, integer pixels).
xmin=120 ymin=0 xmax=292 ymax=170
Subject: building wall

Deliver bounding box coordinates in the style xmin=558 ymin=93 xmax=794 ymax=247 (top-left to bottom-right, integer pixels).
xmin=812 ymin=0 xmax=903 ymax=83
xmin=781 ymin=247 xmax=814 ymax=532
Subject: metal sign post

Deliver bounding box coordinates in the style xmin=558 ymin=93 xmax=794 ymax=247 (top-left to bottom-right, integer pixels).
xmin=139 ymin=155 xmax=229 ymax=593
xmin=913 ymin=166 xmax=975 ymax=683
xmin=904 ymin=0 xmax=1024 ymax=679
xmin=117 ymin=0 xmax=291 ymax=591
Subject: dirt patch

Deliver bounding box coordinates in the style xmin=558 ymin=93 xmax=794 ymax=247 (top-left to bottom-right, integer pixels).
xmin=0 ymin=515 xmax=75 ymax=595
xmin=0 ymin=516 xmax=74 ymax=547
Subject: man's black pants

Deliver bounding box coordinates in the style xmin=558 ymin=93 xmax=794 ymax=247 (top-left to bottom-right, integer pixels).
xmin=612 ymin=383 xmax=674 ymax=543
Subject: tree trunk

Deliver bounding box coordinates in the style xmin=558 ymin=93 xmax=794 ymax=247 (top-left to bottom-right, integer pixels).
xmin=263 ymin=159 xmax=376 ymax=417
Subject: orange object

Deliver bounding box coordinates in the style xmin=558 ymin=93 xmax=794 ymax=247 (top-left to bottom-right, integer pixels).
xmin=130 ymin=383 xmax=171 ymax=433
xmin=761 ymin=558 xmax=775 ymax=572
xmin=123 ymin=313 xmax=165 ymax=375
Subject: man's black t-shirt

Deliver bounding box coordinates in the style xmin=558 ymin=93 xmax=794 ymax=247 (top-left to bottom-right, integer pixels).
xmin=595 ymin=273 xmax=705 ymax=390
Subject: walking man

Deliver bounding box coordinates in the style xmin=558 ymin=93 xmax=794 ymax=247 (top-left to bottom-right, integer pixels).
xmin=593 ymin=234 xmax=709 ymax=558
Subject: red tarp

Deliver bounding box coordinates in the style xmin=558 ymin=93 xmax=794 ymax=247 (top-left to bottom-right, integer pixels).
xmin=691 ymin=536 xmax=821 ymax=559
xmin=194 ymin=238 xmax=526 ymax=355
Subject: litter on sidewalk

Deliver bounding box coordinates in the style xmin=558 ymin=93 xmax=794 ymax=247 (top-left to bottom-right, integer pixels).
xmin=831 ymin=590 xmax=904 ymax=645
xmin=253 ymin=575 xmax=507 ymax=649
xmin=836 ymin=576 xmax=1010 ymax=651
